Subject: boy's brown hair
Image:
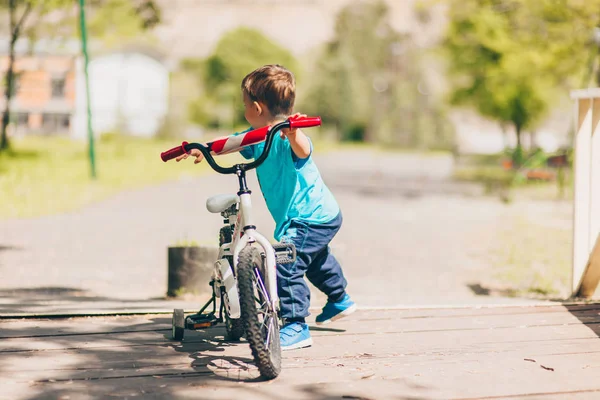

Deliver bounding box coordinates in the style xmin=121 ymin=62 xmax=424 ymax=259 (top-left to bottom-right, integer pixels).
xmin=241 ymin=64 xmax=295 ymax=117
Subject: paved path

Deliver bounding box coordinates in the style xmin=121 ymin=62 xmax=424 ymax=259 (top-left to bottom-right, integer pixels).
xmin=3 ymin=304 xmax=600 ymax=400
xmin=0 ymin=150 xmax=571 ymax=315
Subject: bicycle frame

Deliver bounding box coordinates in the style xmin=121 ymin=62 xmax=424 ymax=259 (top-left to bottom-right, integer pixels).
xmin=234 ymin=192 xmax=279 ymax=308
xmin=214 ymin=173 xmax=278 ymax=319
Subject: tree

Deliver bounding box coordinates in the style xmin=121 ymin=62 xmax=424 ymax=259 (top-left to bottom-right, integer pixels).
xmin=303 ymin=1 xmax=400 ymax=142
xmin=301 ymin=0 xmax=454 ymax=148
xmin=0 ymin=0 xmax=160 ymax=151
xmin=184 ymin=27 xmax=298 ymax=130
xmin=442 ymin=0 xmax=599 ymax=160
xmin=0 ymin=0 xmax=49 ymax=151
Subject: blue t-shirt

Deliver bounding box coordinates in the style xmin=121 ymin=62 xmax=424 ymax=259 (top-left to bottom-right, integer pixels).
xmin=236 ymin=128 xmax=340 ymax=241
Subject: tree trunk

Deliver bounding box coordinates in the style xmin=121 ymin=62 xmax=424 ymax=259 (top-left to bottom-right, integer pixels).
xmin=0 ymin=0 xmax=17 ymax=151
xmin=513 ymin=123 xmax=523 ymax=167
xmin=530 ymin=130 xmax=538 ymax=151
xmin=1 ymin=1 xmax=30 ymax=151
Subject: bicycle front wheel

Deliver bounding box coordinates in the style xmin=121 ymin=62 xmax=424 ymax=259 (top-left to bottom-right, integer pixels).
xmin=237 ymin=246 xmax=281 ymax=380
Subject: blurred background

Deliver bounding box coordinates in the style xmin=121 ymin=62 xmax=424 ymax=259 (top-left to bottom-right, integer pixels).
xmin=1 ymin=0 xmax=599 ymax=313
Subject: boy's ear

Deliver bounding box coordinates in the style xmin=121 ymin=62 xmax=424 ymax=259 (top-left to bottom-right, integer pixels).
xmin=253 ymin=101 xmax=263 ymax=116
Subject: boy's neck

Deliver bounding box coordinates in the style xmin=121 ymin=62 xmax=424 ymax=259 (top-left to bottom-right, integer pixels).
xmin=260 ymin=114 xmax=286 ymax=127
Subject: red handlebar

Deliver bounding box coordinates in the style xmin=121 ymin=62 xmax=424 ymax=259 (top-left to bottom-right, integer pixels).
xmin=160 ymin=141 xmax=189 ymax=162
xmin=161 ymin=116 xmax=321 ymax=163
xmin=289 ymin=116 xmax=321 ymax=129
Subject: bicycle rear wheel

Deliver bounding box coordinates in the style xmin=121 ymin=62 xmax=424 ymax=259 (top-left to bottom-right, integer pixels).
xmin=237 ymin=246 xmax=281 ymax=380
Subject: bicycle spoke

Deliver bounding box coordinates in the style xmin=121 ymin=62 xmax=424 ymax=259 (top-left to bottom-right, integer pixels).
xmin=253 ymin=269 xmax=272 ymax=311
xmin=265 ymin=316 xmax=273 ymax=349
xmin=254 ymin=269 xmax=270 ymax=304
xmin=249 ymin=265 xmax=279 ymax=351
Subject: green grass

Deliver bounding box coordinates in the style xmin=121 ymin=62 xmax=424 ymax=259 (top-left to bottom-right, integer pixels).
xmin=454 ymin=166 xmax=515 ymax=187
xmin=0 ymin=135 xmax=243 ymax=219
xmin=454 ymin=164 xmax=572 ymax=201
xmin=489 ymin=217 xmax=571 ymax=298
xmin=0 ymin=134 xmax=448 ymax=220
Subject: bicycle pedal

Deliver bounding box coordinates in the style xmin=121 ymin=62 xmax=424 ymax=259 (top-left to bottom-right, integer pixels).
xmin=185 ymin=313 xmax=219 ymax=330
xmin=273 ymin=242 xmax=297 ymax=265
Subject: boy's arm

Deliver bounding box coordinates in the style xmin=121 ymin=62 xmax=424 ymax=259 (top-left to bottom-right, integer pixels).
xmin=281 ymin=113 xmax=311 ymax=159
xmin=284 ymin=129 xmax=311 ymax=159
xmin=176 ymin=131 xmax=255 ymax=163
xmin=175 ymin=135 xmax=229 ymax=163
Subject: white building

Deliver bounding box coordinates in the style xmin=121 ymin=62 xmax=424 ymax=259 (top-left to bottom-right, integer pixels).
xmin=73 ymin=49 xmax=170 ymax=139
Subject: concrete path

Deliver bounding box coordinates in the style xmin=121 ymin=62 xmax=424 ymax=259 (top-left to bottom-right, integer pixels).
xmin=0 ymin=150 xmax=570 ymax=316
xmin=3 ymin=304 xmax=600 ymax=400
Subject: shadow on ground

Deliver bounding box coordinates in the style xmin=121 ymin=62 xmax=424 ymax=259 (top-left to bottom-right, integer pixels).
xmin=566 ymin=304 xmax=600 ymax=340
xmin=466 ymin=281 xmax=600 ymax=340
xmin=0 ymin=315 xmax=430 ymax=400
xmin=0 ymin=286 xmax=191 ymax=316
xmin=0 ymin=245 xmax=23 ymax=252
xmin=466 ymin=282 xmax=519 ymax=298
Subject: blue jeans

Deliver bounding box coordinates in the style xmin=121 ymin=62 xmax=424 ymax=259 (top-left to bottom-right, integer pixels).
xmin=277 ymin=212 xmax=348 ymax=321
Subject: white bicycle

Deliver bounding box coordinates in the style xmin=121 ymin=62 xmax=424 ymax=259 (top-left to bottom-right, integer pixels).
xmin=160 ymin=116 xmax=322 ymax=380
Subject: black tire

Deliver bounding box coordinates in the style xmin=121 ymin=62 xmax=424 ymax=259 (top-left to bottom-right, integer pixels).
xmin=237 ymin=246 xmax=281 ymax=380
xmin=224 ymin=310 xmax=245 ymax=341
xmin=219 ymin=226 xmax=244 ymax=341
xmin=172 ymin=309 xmax=185 ymax=341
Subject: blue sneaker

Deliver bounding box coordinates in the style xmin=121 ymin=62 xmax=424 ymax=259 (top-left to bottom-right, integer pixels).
xmin=279 ymin=322 xmax=312 ymax=351
xmin=315 ymin=294 xmax=357 ymax=325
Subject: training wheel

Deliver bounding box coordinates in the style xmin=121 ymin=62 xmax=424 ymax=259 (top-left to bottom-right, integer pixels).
xmin=172 ymin=308 xmax=185 ymax=340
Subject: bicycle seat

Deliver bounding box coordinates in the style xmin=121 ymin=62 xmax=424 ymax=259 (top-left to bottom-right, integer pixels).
xmin=206 ymin=194 xmax=239 ymax=213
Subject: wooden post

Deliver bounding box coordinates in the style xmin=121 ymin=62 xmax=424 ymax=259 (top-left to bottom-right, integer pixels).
xmin=571 ymin=88 xmax=600 ymax=298
xmin=166 ymin=246 xmax=217 ymax=298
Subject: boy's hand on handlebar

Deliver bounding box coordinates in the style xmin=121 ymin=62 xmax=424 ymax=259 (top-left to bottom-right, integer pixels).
xmin=176 ymin=148 xmax=204 ymax=164
xmin=281 ymin=113 xmax=311 ymax=159
xmin=280 ymin=113 xmax=307 ymax=139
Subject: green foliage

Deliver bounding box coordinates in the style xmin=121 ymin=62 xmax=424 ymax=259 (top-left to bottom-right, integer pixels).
xmin=0 ymin=0 xmax=160 ymax=43
xmin=208 ymin=27 xmax=298 ymax=85
xmin=184 ymin=27 xmax=299 ymax=129
xmin=442 ymin=0 xmax=599 ymax=151
xmin=301 ymin=0 xmax=454 ymax=148
xmin=0 ymin=0 xmax=70 ymax=13
xmin=86 ymin=0 xmax=161 ymax=44
xmin=0 ymin=135 xmax=211 ymax=219
xmin=303 ymin=1 xmax=399 ymax=142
